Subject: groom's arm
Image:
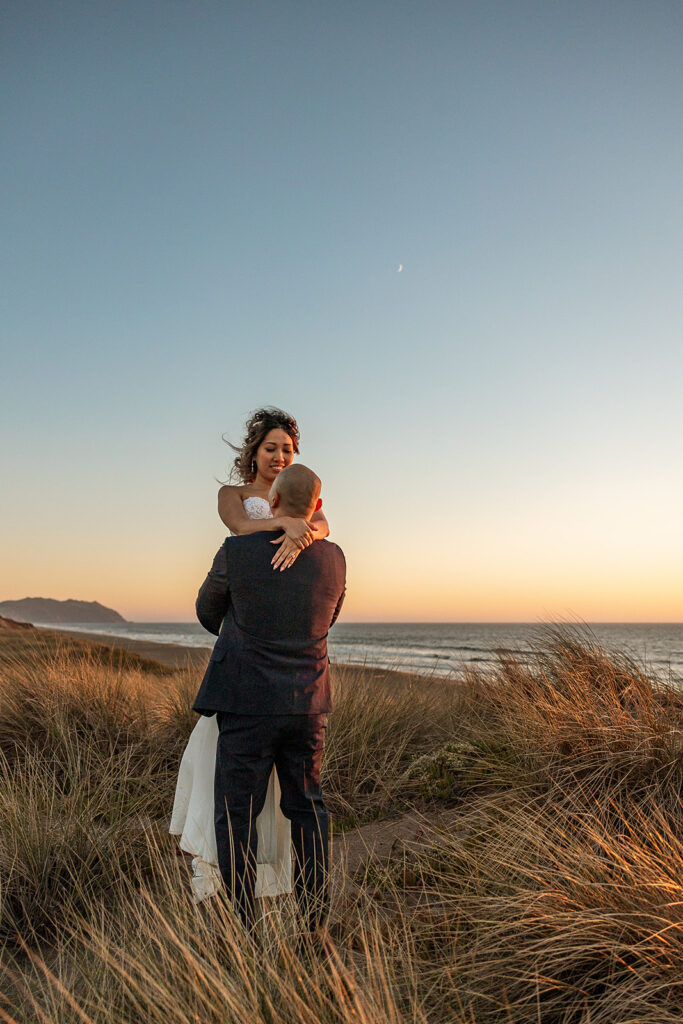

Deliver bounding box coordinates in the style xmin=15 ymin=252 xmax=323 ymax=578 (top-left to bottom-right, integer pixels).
xmin=330 ymin=586 xmax=346 ymax=628
xmin=196 ymin=542 xmax=232 ymax=635
xmin=329 ymin=550 xmax=347 ymax=628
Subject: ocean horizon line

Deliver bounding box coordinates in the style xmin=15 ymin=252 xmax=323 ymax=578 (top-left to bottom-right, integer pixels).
xmin=62 ymin=618 xmax=683 ymax=627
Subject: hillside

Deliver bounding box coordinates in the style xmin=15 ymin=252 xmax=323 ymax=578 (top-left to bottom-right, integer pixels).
xmin=0 ymin=597 xmax=126 ymax=624
xmin=0 ymin=615 xmax=33 ymax=631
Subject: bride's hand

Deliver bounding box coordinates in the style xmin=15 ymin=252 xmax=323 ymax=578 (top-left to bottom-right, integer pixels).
xmin=271 ymin=535 xmax=302 ymax=571
xmin=270 ymin=518 xmax=316 ymax=571
xmin=282 ymin=517 xmax=316 ymax=548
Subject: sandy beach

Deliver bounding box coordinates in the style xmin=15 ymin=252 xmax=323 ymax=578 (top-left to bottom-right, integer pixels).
xmin=42 ymin=627 xmax=213 ymax=670
xmin=38 ymin=625 xmax=425 ymax=687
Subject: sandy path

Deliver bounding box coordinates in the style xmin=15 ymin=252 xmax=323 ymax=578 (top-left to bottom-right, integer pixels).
xmin=332 ymin=807 xmax=463 ymax=877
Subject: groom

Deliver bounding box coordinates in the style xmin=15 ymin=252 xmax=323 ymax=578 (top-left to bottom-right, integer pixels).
xmin=193 ymin=464 xmax=346 ymax=929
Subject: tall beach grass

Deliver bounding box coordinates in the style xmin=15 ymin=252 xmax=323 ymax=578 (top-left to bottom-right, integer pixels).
xmin=0 ymin=626 xmax=681 ymax=1022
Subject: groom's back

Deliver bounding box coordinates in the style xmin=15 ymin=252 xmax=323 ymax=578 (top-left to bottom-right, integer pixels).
xmin=193 ymin=532 xmax=346 ymax=716
xmin=227 ymin=532 xmax=346 ymax=642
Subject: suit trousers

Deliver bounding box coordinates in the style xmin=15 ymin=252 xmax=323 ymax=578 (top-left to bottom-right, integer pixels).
xmin=215 ymin=711 xmax=328 ymax=928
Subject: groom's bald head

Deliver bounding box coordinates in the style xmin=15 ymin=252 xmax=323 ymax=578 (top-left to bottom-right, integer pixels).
xmin=269 ymin=464 xmax=321 ymax=519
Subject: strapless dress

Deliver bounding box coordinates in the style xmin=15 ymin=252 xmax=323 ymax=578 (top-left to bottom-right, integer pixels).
xmin=169 ymin=496 xmax=292 ymax=901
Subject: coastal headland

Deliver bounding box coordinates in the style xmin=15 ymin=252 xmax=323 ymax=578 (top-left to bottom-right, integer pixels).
xmin=0 ymin=597 xmax=126 ymax=624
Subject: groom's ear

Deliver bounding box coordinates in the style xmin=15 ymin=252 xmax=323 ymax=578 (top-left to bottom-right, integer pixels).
xmin=314 ymin=498 xmax=322 ymax=512
xmin=270 ymin=490 xmax=281 ymax=509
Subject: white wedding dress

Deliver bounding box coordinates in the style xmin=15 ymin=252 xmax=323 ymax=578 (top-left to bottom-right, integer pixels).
xmin=169 ymin=496 xmax=293 ymax=902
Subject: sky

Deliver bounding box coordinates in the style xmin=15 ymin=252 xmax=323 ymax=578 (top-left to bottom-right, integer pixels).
xmin=1 ymin=0 xmax=682 ymax=622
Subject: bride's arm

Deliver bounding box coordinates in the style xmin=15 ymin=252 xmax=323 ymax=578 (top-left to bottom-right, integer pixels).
xmin=271 ymin=504 xmax=330 ymax=570
xmin=218 ymin=485 xmax=316 ymax=543
xmin=311 ymin=506 xmax=330 ymax=539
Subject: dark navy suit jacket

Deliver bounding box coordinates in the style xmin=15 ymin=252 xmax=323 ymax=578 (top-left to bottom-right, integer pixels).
xmin=193 ymin=532 xmax=346 ymax=716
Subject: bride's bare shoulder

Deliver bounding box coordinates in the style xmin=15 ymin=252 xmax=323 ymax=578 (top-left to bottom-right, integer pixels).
xmin=217 ymin=484 xmax=252 ymax=519
xmin=218 ymin=483 xmax=250 ymax=499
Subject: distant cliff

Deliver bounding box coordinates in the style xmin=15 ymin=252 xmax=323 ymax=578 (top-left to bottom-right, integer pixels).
xmin=0 ymin=599 xmax=127 ymax=624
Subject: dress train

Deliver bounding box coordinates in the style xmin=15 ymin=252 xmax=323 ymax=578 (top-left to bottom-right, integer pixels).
xmin=170 ymin=713 xmax=292 ymax=901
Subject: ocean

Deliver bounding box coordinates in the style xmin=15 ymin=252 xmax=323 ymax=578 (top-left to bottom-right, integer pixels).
xmin=53 ymin=621 xmax=683 ymax=681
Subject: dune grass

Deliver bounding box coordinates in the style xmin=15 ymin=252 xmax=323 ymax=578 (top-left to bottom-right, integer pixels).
xmin=0 ymin=626 xmax=681 ymax=1023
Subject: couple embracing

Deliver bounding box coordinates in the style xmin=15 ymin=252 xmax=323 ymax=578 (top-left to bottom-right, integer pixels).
xmin=170 ymin=408 xmax=346 ymax=932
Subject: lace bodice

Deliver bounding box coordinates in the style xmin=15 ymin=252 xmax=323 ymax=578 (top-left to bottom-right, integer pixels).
xmin=228 ymin=496 xmax=273 ymax=536
xmin=242 ymin=496 xmax=273 ymax=520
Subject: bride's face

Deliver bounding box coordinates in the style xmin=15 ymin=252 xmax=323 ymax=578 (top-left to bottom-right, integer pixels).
xmin=254 ymin=428 xmax=295 ymax=483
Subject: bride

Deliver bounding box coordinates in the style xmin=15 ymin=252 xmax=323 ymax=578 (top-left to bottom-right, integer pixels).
xmin=169 ymin=408 xmax=330 ymax=901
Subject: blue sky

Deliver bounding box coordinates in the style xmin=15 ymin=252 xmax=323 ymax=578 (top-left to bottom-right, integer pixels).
xmin=2 ymin=1 xmax=682 ymax=620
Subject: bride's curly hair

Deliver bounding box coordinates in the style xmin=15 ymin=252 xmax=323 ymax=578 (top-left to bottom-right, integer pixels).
xmin=225 ymin=407 xmax=301 ymax=484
